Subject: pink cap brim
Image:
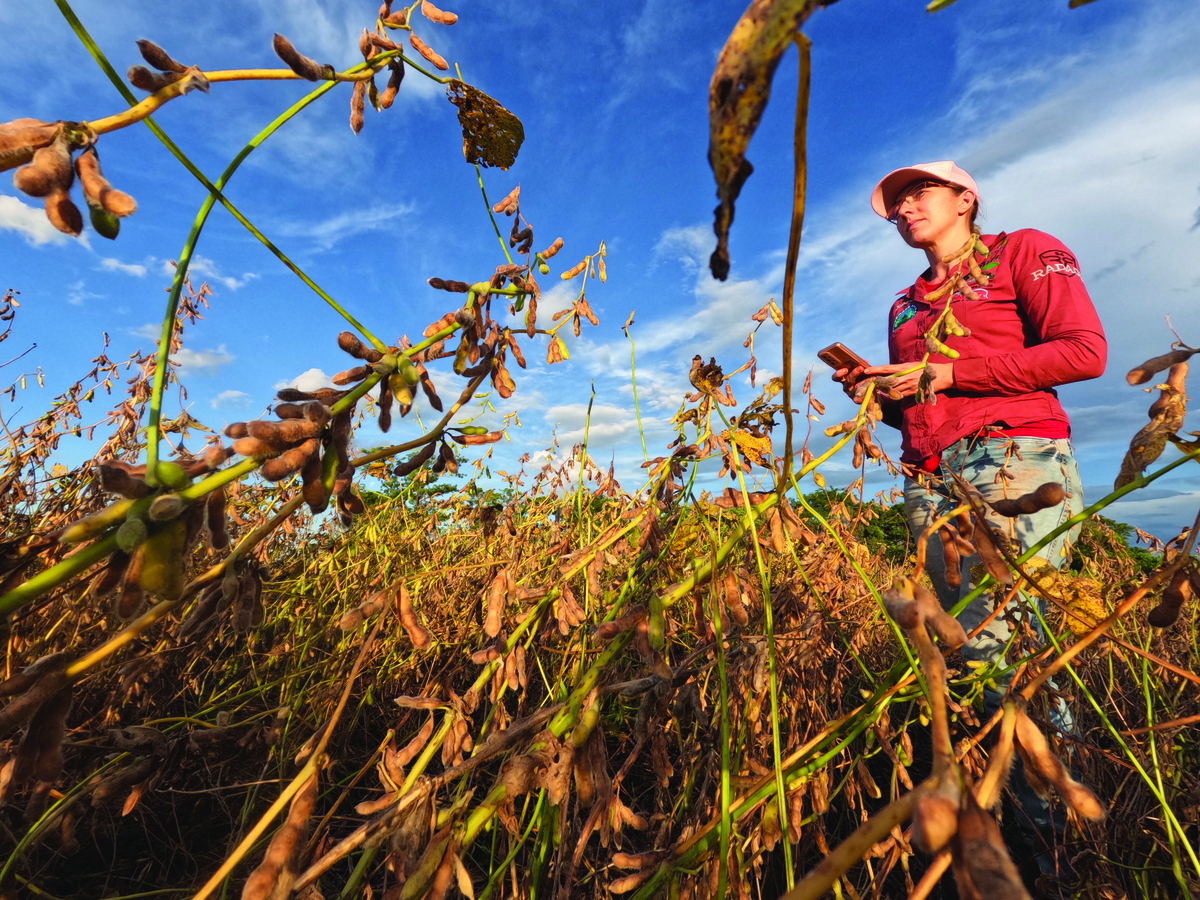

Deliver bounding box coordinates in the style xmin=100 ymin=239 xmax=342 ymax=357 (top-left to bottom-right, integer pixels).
xmin=870 ymin=161 xmax=979 ymax=218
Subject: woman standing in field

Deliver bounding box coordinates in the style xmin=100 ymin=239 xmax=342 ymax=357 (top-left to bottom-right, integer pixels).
xmin=833 ymin=160 xmax=1107 ymax=883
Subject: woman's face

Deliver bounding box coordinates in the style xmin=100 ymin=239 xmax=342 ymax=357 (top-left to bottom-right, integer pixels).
xmin=890 ymin=181 xmax=973 ymax=249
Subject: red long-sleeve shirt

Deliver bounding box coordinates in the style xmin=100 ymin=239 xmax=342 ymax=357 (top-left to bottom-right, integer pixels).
xmin=882 ymin=229 xmax=1107 ymax=463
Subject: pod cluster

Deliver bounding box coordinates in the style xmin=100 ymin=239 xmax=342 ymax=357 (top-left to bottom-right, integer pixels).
xmin=1116 ymin=359 xmax=1189 ymax=490
xmin=58 ymin=446 xmax=234 ymax=620
xmin=3 ymin=122 xmax=137 ymax=239
xmin=224 ymin=384 xmax=360 ymax=523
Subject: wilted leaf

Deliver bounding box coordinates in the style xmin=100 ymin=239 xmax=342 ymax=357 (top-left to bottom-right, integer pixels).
xmin=446 ymin=80 xmax=524 ymax=170
xmin=708 ymin=0 xmax=816 ymax=280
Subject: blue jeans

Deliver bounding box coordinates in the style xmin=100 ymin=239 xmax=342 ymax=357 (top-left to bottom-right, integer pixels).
xmin=904 ymin=434 xmax=1083 ymax=874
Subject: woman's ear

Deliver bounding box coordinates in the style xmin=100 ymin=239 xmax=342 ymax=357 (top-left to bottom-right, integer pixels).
xmin=957 ymin=189 xmax=977 ymax=215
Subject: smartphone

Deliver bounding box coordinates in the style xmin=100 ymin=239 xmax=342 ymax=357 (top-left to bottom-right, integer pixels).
xmin=817 ymin=342 xmax=869 ymax=372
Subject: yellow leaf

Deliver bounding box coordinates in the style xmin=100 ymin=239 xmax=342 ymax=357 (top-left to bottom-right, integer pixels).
xmin=51 ymin=463 xmax=68 ymax=478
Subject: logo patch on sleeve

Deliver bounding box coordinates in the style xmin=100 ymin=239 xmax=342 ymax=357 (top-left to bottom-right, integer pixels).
xmin=892 ymin=301 xmax=917 ymax=331
xmin=1032 ymin=249 xmax=1081 ymax=280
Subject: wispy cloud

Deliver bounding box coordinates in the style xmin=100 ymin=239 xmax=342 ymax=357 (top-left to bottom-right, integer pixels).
xmin=543 ymin=402 xmax=663 ymax=444
xmin=130 ymin=323 xmax=162 ymax=340
xmin=173 ymin=345 xmax=235 ymax=375
xmin=211 ymin=389 xmax=253 ymax=409
xmin=66 ymin=280 xmax=100 ymax=306
xmin=276 ymin=203 xmax=416 ymax=251
xmin=99 ymin=256 xmax=147 ymax=277
xmin=169 ymin=255 xmax=259 ymax=291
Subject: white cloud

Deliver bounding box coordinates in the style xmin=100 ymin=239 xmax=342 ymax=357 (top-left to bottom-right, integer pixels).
xmin=171 ymin=255 xmax=259 ymax=291
xmin=66 ymin=280 xmax=100 ymax=306
xmin=130 ymin=323 xmax=162 ymax=340
xmin=0 ymin=194 xmax=74 ymax=246
xmin=275 ymin=368 xmax=337 ymax=392
xmin=99 ymin=257 xmax=147 ymax=277
xmin=173 ymin=345 xmax=234 ymax=375
xmin=211 ymin=389 xmax=253 ymax=409
xmin=543 ymin=402 xmax=664 ymax=445
xmin=276 ymin=203 xmax=416 ymax=251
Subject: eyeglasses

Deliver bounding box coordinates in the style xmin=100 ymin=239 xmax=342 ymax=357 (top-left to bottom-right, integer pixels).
xmin=886 ymin=180 xmax=949 ymax=223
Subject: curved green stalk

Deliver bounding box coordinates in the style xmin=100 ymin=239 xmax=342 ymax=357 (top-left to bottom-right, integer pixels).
xmin=0 ymin=532 xmax=117 ymax=617
xmin=625 ymin=318 xmax=649 ymax=462
xmin=711 ymin=546 xmax=732 ymax=900
xmin=576 ymin=381 xmax=596 ymax=518
xmin=722 ymin=412 xmax=793 ymax=886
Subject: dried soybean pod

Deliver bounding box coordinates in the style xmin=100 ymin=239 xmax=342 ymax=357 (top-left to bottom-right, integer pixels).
xmin=399 ymin=584 xmax=432 ymax=648
xmin=881 ymin=582 xmax=921 ymax=630
xmin=274 ymin=402 xmax=306 ymax=420
xmin=13 ymin=138 xmax=73 ymax=198
xmin=180 ymin=581 xmax=223 ymax=637
xmin=333 ymin=365 xmax=370 ymax=385
xmin=0 ymin=118 xmax=58 ymax=173
xmin=525 ymin=294 xmax=537 ymax=338
xmin=971 ymin=518 xmax=1013 ymax=586
xmin=127 ymin=66 xmax=192 ymax=93
xmin=301 ymin=447 xmax=328 ymax=513
xmin=912 ymin=776 xmax=960 ymax=854
xmin=381 ymin=59 xmax=404 ymax=108
xmin=88 ymin=550 xmax=131 ymax=602
xmin=0 ymin=671 xmax=71 ymax=740
xmin=139 ymin=518 xmax=187 ymax=601
xmin=224 ymin=422 xmax=249 ymax=439
xmin=1148 ymin=567 xmax=1191 ymax=628
xmin=116 ymin=547 xmax=146 ymax=620
xmin=540 ymin=236 xmax=564 ymax=259
xmin=594 ymin=606 xmax=647 ymax=641
xmin=272 ymin=33 xmax=330 ymax=81
xmin=232 ymin=567 xmax=264 ymax=631
xmin=492 ymin=184 xmax=520 ymax=214
xmin=421 ymin=1 xmax=458 ymax=25
xmin=98 ymin=462 xmax=151 ymax=499
xmin=0 ymin=653 xmax=72 ymax=703
xmin=248 ymin=416 xmax=322 ymax=443
xmin=13 ymin=683 xmax=72 ymax=785
xmin=337 ymin=331 xmax=383 ymax=362
xmin=910 ymin=578 xmax=967 ymax=649
xmin=1126 ymin=348 xmax=1194 ymax=386
xmin=561 ymin=259 xmax=587 ymax=280
xmin=259 ymin=437 xmax=320 ymax=482
xmin=990 ymin=482 xmax=1065 ymax=517
xmin=967 ymin=253 xmax=989 ymax=286
xmin=417 ymin=361 xmax=443 ymax=411
xmin=722 ymin=568 xmax=749 ymax=626
xmin=302 ymin=401 xmax=331 ymax=425
xmin=409 ymin=33 xmax=448 ymax=70
xmin=240 ymin=769 xmax=318 ymax=900
xmin=45 ymin=189 xmax=84 ymax=236
xmin=484 ymin=569 xmax=506 ymax=637
xmin=350 ymin=80 xmax=367 ymax=134
xmin=233 ymin=436 xmax=285 ymax=460
xmin=394 ymin=441 xmax=436 ymax=477
xmin=938 ymin=526 xmax=962 ymax=590
xmin=1012 ymin=704 xmax=1105 ymax=820
xmin=395 ymin=714 xmax=436 ymax=769
xmin=75 ymin=145 xmax=137 ymax=217
xmin=137 ymin=39 xmax=186 ymax=73
xmin=376 ymin=377 xmax=394 ymax=433
xmin=952 ymin=790 xmax=1028 ymax=900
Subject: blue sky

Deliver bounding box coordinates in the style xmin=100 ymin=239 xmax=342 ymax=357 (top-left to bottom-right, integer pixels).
xmin=2 ymin=0 xmax=1199 ymax=537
